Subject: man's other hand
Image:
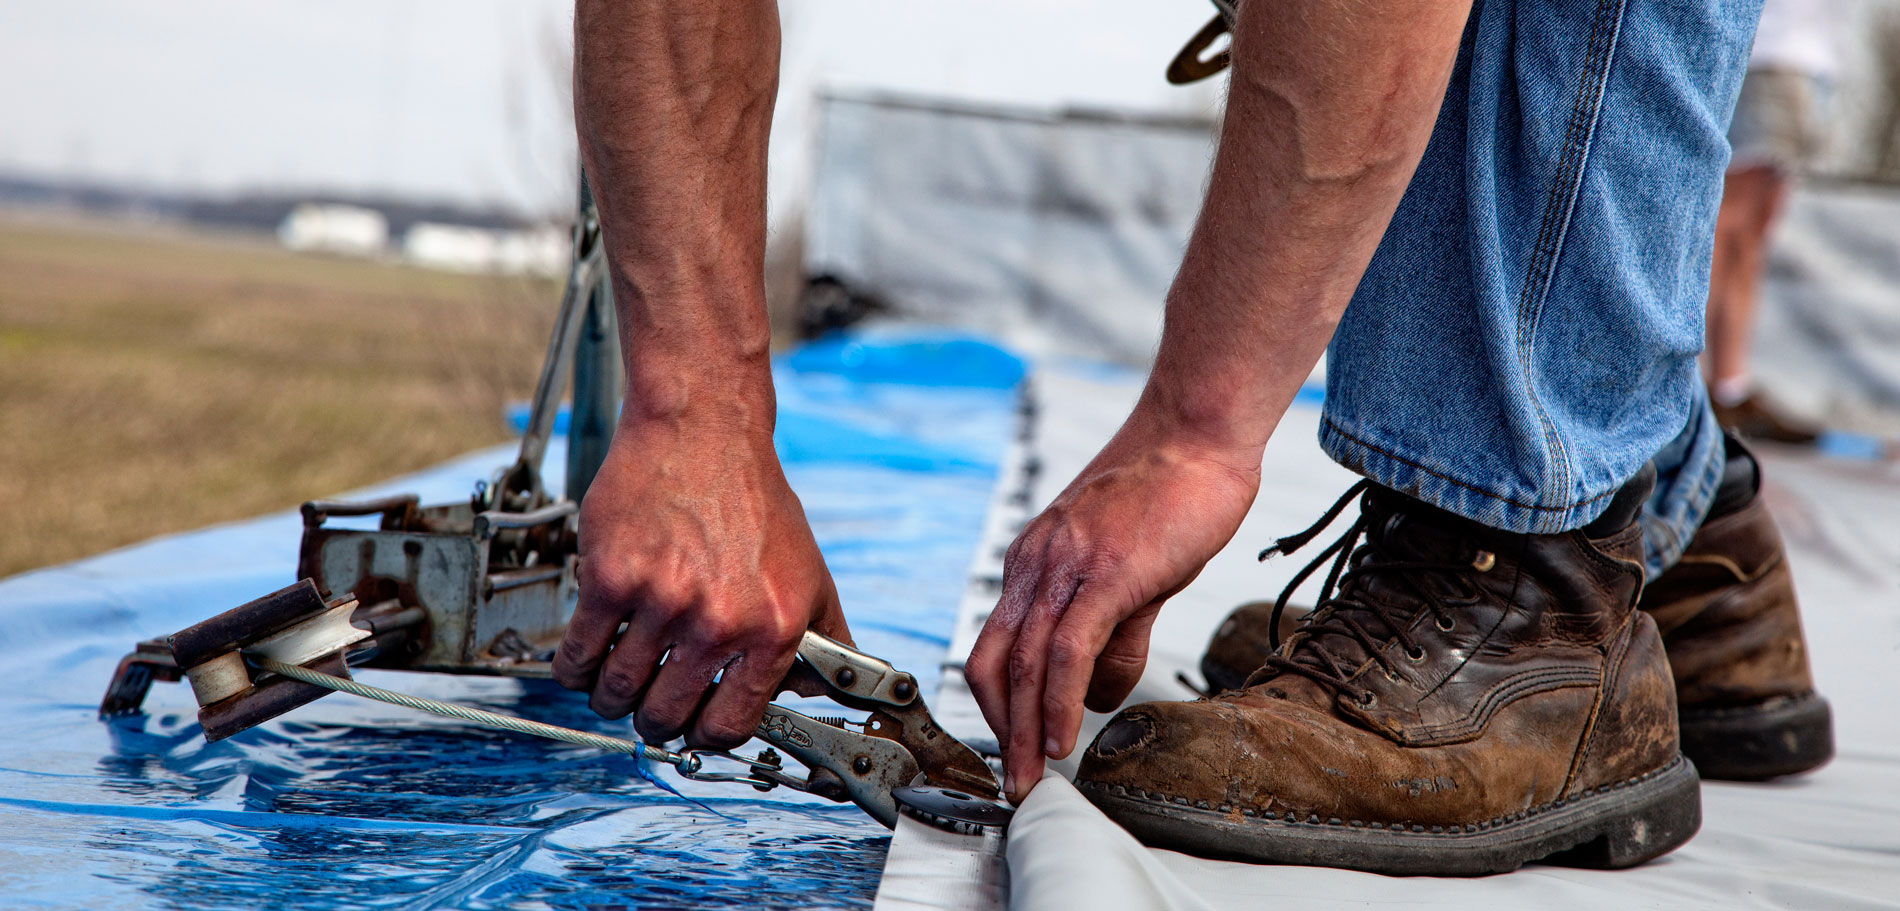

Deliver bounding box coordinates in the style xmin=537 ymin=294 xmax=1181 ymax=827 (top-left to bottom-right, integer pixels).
xmin=553 ymin=417 xmax=849 ymax=749
xmin=965 ymin=408 xmax=1261 ymax=803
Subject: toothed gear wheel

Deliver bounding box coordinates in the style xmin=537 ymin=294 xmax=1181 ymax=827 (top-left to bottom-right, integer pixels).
xmin=893 ymin=785 xmax=1014 ymax=835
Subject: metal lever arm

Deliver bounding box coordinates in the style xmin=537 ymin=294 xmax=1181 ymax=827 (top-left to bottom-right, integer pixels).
xmin=793 ymin=631 xmax=919 ymax=706
xmin=757 ymin=705 xmax=919 ymax=828
xmin=781 ymin=632 xmax=1003 ymax=802
xmin=490 ymin=208 xmax=605 ymax=512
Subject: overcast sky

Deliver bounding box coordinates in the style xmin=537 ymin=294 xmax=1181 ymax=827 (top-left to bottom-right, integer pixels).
xmin=0 ymin=1 xmax=1223 ymax=219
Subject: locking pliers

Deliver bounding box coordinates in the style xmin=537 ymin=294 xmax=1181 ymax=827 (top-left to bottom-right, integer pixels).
xmin=677 ymin=631 xmax=1004 ymax=828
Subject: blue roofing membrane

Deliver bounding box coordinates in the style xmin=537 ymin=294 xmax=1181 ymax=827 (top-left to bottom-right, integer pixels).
xmin=0 ymin=330 xmax=1024 ymax=910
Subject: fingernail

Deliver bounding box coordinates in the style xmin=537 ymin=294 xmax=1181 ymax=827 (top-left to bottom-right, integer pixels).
xmin=1043 ymin=737 xmax=1060 ymax=758
xmin=1004 ymin=772 xmax=1016 ymax=796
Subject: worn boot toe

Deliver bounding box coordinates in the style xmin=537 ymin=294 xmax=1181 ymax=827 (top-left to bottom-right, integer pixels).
xmin=1079 ymin=701 xmax=1248 ymax=812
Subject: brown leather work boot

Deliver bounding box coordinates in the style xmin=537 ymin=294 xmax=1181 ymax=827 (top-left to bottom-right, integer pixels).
xmin=1198 ymin=436 xmax=1833 ymax=781
xmin=1639 ymin=437 xmax=1833 ymax=780
xmin=1198 ymin=600 xmax=1304 ymax=694
xmin=1079 ymin=469 xmax=1700 ymax=875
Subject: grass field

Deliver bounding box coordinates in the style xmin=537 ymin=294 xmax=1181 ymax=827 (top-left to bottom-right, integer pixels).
xmin=0 ymin=216 xmax=559 ymax=577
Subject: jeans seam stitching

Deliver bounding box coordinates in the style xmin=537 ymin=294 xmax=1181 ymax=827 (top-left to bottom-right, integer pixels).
xmin=1513 ymin=0 xmax=1626 ymax=515
xmin=1520 ymin=1 xmax=1613 ymax=503
xmin=1322 ymin=415 xmax=1619 ymax=513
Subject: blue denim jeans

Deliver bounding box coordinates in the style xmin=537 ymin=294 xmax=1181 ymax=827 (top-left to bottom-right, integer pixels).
xmin=1320 ymin=0 xmax=1760 ymax=577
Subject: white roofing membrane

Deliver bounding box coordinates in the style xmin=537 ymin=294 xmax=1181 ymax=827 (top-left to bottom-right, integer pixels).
xmin=877 ymin=365 xmax=1900 ymax=910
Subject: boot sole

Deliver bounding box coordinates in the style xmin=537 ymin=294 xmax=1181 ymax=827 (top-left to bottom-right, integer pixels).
xmin=1679 ymin=692 xmax=1833 ymax=781
xmin=1077 ymin=754 xmax=1701 ymax=876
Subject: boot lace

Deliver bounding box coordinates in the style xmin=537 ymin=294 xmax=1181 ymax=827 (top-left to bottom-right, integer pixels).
xmin=1252 ymin=482 xmax=1490 ymax=705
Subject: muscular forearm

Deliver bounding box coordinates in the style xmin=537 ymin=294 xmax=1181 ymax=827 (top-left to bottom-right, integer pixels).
xmin=562 ymin=3 xmax=849 ymax=749
xmin=573 ymin=0 xmax=780 ymax=430
xmin=1145 ymin=0 xmax=1473 ymax=450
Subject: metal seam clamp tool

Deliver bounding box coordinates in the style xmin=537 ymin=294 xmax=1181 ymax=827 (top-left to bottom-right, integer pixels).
xmin=105 ymin=577 xmax=1012 ymax=834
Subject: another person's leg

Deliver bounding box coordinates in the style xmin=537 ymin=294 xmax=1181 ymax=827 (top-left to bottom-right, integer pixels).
xmin=1706 ymin=166 xmax=1787 ymax=397
xmin=1704 ymin=68 xmax=1824 ymax=442
xmin=1706 ymin=165 xmax=1821 ymax=440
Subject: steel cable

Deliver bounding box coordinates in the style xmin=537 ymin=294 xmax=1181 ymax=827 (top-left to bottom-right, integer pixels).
xmin=251 ymin=656 xmax=692 ymax=771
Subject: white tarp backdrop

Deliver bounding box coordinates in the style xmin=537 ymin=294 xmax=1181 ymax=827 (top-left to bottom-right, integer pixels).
xmin=804 ymin=94 xmax=1900 ymax=441
xmin=805 ymin=92 xmax=1215 ymax=364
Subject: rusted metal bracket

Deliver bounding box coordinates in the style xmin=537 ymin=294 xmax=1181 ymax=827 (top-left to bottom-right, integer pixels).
xmin=100 ymin=177 xmax=607 ymax=723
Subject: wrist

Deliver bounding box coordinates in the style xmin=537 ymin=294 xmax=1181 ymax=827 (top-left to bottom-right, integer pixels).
xmin=620 ymin=349 xmax=778 ymax=442
xmin=1134 ymin=361 xmax=1282 ymax=459
xmin=607 ymin=258 xmax=778 ymax=439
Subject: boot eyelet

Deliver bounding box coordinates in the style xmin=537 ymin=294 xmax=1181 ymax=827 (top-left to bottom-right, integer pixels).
xmin=1471 ymin=550 xmax=1496 ymax=572
xmin=1405 ymin=645 xmax=1427 ymax=662
xmin=1356 ymin=691 xmax=1376 ymax=707
xmin=1435 ymin=615 xmax=1455 ymax=632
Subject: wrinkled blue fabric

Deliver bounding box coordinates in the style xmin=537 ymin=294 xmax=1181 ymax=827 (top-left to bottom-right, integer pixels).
xmin=0 ymin=332 xmax=1022 ymax=911
xmin=783 ymin=331 xmax=1028 ymax=390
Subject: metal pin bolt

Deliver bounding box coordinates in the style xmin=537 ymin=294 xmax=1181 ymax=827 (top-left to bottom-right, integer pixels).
xmin=750 ymin=748 xmax=782 ymax=793
xmin=893 ymin=679 xmax=916 ymax=701
xmin=836 ymin=667 xmax=856 ymax=688
xmin=853 ymin=755 xmax=872 ymax=775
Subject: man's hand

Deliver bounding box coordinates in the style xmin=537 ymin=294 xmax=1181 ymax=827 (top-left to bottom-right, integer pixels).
xmin=567 ymin=0 xmax=820 ymax=749
xmin=966 ymin=406 xmax=1261 ymax=802
xmin=553 ymin=415 xmax=849 ymax=748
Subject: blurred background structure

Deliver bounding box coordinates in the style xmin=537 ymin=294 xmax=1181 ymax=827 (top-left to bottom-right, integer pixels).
xmin=2 ymin=0 xmax=1899 ymax=566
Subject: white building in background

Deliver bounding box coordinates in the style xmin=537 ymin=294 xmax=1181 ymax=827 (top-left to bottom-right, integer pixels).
xmin=402 ymin=222 xmax=497 ymax=272
xmin=278 ymin=203 xmax=389 ymax=257
xmin=402 ymin=222 xmax=567 ymax=276
xmin=493 ymin=225 xmax=568 ymax=276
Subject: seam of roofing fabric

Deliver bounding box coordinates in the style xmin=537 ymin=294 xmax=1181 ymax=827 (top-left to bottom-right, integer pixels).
xmin=0 ymin=328 xmax=1023 ymax=911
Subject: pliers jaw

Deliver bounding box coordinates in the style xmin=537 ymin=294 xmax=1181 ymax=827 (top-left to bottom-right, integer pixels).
xmin=680 ymin=631 xmax=1008 ymax=829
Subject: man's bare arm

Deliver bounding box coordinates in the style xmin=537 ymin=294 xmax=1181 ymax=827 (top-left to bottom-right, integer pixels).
xmin=966 ymin=0 xmax=1475 ymax=801
xmin=556 ymin=0 xmax=850 ymax=749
